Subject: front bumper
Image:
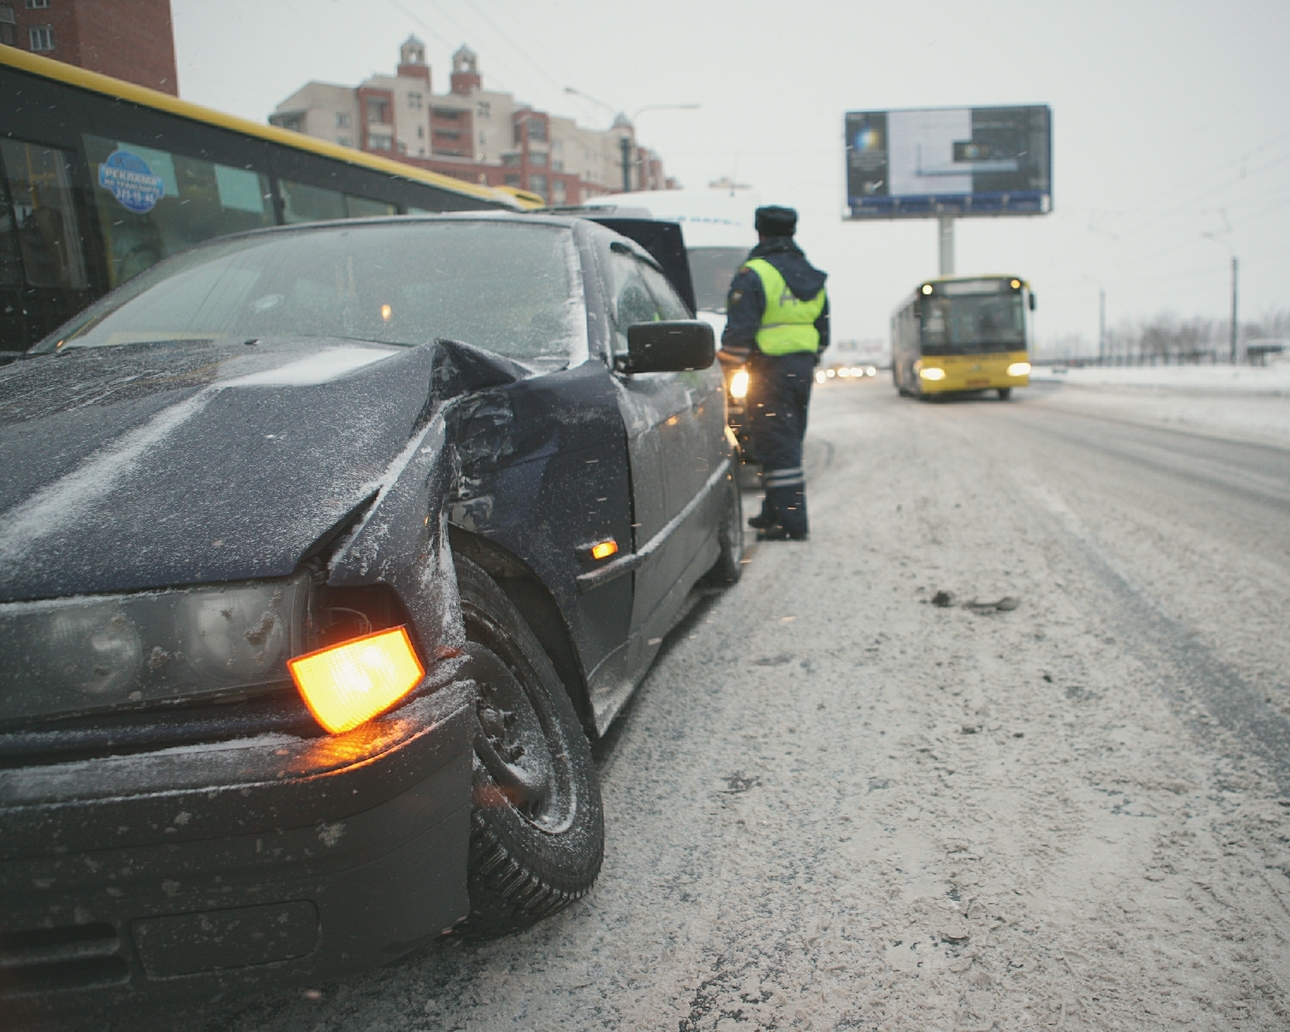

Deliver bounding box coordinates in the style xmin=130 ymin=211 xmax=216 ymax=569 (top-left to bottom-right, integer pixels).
xmin=0 ymin=680 xmax=474 ymax=1019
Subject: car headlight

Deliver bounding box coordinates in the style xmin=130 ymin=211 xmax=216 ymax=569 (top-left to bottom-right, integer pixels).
xmin=1007 ymin=362 xmax=1031 ymax=376
xmin=729 ymin=368 xmax=750 ymax=400
xmin=0 ymin=576 xmax=309 ymax=725
xmin=919 ymin=367 xmax=947 ymax=381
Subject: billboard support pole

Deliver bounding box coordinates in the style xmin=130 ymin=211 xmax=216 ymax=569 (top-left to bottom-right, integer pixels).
xmin=938 ymin=216 xmax=954 ymax=276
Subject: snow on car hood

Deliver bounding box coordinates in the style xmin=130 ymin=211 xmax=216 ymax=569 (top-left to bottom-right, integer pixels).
xmin=0 ymin=337 xmax=437 ymax=603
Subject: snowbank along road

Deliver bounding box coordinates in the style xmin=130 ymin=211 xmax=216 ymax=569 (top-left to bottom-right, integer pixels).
xmin=186 ymin=376 xmax=1290 ymax=1032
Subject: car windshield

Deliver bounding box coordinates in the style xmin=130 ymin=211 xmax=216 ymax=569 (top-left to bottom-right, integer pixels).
xmin=688 ymin=247 xmax=749 ymax=312
xmin=37 ymin=220 xmax=584 ymax=362
xmin=921 ymin=294 xmax=1025 ymax=354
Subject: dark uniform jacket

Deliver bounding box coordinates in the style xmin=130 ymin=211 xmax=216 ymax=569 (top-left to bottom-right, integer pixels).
xmin=720 ymin=237 xmax=830 ymax=363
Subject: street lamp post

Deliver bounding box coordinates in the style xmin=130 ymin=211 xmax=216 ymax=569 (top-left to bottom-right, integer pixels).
xmin=1202 ymin=233 xmax=1240 ymax=364
xmin=564 ymin=89 xmax=698 ymax=191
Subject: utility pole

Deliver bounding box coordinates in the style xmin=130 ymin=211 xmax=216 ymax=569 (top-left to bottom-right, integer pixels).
xmin=1099 ymin=289 xmax=1106 ymax=365
xmin=1229 ymin=256 xmax=1239 ymax=364
xmin=619 ymin=135 xmax=632 ymax=193
xmin=938 ymin=216 xmax=954 ymax=276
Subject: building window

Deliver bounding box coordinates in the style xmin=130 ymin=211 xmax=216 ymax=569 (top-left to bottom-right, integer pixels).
xmin=552 ymin=179 xmax=567 ymax=204
xmin=528 ymin=174 xmax=547 ymax=198
xmin=553 ymin=159 xmax=564 ymax=172
xmin=416 ymin=125 xmax=424 ymax=139
xmin=25 ymin=0 xmax=50 ymax=8
xmin=337 ymin=137 xmax=352 ymax=148
xmin=502 ymin=153 xmax=521 ymax=167
xmin=527 ymin=118 xmax=547 ymax=143
xmin=408 ymin=92 xmax=422 ymax=109
xmin=0 ymin=6 xmax=15 ymax=48
xmin=477 ymin=100 xmax=490 ymax=118
xmin=504 ymin=173 xmax=521 ymax=187
xmin=336 ymin=112 xmax=351 ymax=128
xmin=366 ymin=99 xmax=390 ymax=124
xmin=270 ymin=112 xmax=304 ymax=132
xmin=368 ymin=133 xmax=393 ymax=151
xmin=529 ymin=151 xmax=548 ymax=168
xmin=432 ymin=107 xmax=461 ymax=121
xmin=28 ymin=24 xmax=53 ymax=50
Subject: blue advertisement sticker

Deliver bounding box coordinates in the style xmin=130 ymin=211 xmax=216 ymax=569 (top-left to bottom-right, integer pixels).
xmin=98 ymin=150 xmax=166 ymax=214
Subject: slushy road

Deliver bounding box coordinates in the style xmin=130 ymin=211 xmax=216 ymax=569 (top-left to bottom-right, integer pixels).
xmin=205 ymin=378 xmax=1290 ymax=1032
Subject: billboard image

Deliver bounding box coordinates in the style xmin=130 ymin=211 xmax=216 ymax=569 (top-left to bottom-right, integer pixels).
xmin=846 ymin=105 xmax=1051 ymax=219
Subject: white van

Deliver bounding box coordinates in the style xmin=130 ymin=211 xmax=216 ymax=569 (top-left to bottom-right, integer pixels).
xmin=578 ymin=187 xmax=761 ymax=334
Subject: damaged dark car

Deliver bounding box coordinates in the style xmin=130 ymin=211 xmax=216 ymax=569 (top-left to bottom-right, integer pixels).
xmin=0 ymin=214 xmax=743 ymax=1018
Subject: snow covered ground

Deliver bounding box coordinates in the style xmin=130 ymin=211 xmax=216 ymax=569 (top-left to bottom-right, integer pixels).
xmin=1031 ymin=363 xmax=1290 ymax=448
xmin=191 ymin=381 xmax=1290 ymax=1032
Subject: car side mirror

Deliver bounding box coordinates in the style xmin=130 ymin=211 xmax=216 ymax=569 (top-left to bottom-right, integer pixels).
xmin=617 ymin=320 xmax=715 ymax=374
xmin=1029 ymin=293 xmax=1037 ymax=311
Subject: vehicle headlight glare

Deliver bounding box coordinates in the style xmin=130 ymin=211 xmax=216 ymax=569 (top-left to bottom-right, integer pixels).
xmin=1007 ymin=362 xmax=1031 ymax=376
xmin=919 ymin=367 xmax=946 ymax=381
xmin=289 ymin=626 xmax=424 ymax=734
xmin=729 ymin=368 xmax=750 ymax=399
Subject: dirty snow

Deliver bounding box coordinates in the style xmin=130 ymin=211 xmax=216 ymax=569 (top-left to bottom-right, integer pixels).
xmin=185 ymin=379 xmax=1290 ymax=1032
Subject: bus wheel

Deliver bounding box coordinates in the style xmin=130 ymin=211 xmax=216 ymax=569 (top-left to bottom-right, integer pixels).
xmin=997 ymin=388 xmax=1012 ymax=400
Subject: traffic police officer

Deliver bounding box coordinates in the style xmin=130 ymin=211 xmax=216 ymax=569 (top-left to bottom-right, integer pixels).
xmin=719 ymin=205 xmax=829 ymax=540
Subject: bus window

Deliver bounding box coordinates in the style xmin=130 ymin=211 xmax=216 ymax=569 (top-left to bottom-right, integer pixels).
xmin=84 ymin=134 xmax=273 ymax=288
xmin=0 ymin=139 xmax=88 ymax=290
xmin=0 ymin=189 xmax=18 ymax=286
xmin=345 ymin=195 xmax=397 ymax=218
xmin=280 ymin=180 xmax=346 ymax=224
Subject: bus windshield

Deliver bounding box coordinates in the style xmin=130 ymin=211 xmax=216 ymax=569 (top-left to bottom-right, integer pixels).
xmin=38 ymin=221 xmax=582 ymax=362
xmin=688 ymin=247 xmax=749 ymax=312
xmin=921 ymin=294 xmax=1025 ymax=354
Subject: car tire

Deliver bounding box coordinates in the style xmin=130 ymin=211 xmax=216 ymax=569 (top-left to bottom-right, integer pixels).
xmin=997 ymin=387 xmax=1012 ymax=400
xmin=703 ymin=471 xmax=744 ymax=586
xmin=453 ymin=556 xmax=604 ymax=937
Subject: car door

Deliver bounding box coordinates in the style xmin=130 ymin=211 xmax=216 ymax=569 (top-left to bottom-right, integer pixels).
xmin=600 ymin=242 xmax=706 ymax=646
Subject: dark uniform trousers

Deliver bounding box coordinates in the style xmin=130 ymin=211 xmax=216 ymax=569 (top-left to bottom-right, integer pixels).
xmin=747 ymin=350 xmax=815 ymax=538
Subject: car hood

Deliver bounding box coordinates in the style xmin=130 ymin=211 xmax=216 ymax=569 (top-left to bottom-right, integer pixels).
xmin=0 ymin=337 xmax=442 ymax=603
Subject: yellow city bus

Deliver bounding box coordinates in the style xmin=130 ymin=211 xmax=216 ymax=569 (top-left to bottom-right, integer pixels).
xmin=0 ymin=47 xmax=524 ymax=354
xmin=890 ymin=275 xmax=1035 ymax=400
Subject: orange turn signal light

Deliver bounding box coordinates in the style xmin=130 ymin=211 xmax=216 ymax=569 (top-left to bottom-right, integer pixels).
xmin=590 ymin=539 xmax=618 ymax=561
xmin=288 ymin=626 xmax=425 ymax=734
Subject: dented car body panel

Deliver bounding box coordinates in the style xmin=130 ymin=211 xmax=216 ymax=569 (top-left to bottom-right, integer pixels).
xmin=0 ymin=214 xmax=733 ymax=1015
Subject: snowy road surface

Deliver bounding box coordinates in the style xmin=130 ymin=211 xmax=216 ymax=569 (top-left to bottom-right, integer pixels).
xmin=196 ymin=378 xmax=1290 ymax=1031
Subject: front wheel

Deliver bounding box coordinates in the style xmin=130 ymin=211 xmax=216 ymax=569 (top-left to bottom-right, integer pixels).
xmin=454 ymin=557 xmax=603 ymax=936
xmin=703 ymin=471 xmax=744 ymax=586
xmin=997 ymin=387 xmax=1012 ymax=400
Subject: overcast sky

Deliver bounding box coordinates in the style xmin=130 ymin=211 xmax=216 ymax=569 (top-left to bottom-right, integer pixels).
xmin=171 ymin=0 xmax=1290 ymax=350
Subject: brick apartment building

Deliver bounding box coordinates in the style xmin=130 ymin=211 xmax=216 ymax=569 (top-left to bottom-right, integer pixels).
xmin=270 ymin=38 xmax=676 ymax=205
xmin=0 ymin=0 xmax=178 ymax=94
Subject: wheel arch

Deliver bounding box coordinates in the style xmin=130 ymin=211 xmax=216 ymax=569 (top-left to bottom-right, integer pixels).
xmin=446 ymin=524 xmax=596 ymax=739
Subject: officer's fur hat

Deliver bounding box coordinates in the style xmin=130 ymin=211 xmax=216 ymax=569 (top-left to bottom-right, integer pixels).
xmin=755 ymin=205 xmax=797 ymax=237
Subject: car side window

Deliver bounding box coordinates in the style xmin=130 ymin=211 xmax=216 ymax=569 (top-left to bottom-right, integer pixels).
xmin=638 ymin=262 xmax=691 ymax=321
xmin=606 ymin=249 xmax=664 ymax=356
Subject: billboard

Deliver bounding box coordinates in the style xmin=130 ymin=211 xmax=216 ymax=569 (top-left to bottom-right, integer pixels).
xmin=845 ymin=106 xmax=1051 ymax=219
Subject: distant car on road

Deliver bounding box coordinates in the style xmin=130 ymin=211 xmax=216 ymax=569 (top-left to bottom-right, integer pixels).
xmin=0 ymin=214 xmax=743 ymax=1019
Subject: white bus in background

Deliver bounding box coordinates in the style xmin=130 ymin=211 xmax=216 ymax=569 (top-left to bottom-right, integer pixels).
xmin=577 ymin=187 xmax=761 ymax=336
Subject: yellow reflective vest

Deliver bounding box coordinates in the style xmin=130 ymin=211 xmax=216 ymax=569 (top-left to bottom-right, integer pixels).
xmin=745 ymin=257 xmax=827 ymax=356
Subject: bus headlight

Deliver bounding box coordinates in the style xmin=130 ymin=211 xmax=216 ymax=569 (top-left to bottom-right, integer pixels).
xmin=1007 ymin=362 xmax=1032 ymax=377
xmin=729 ymin=368 xmax=750 ymax=400
xmin=919 ymin=367 xmax=947 ymax=381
